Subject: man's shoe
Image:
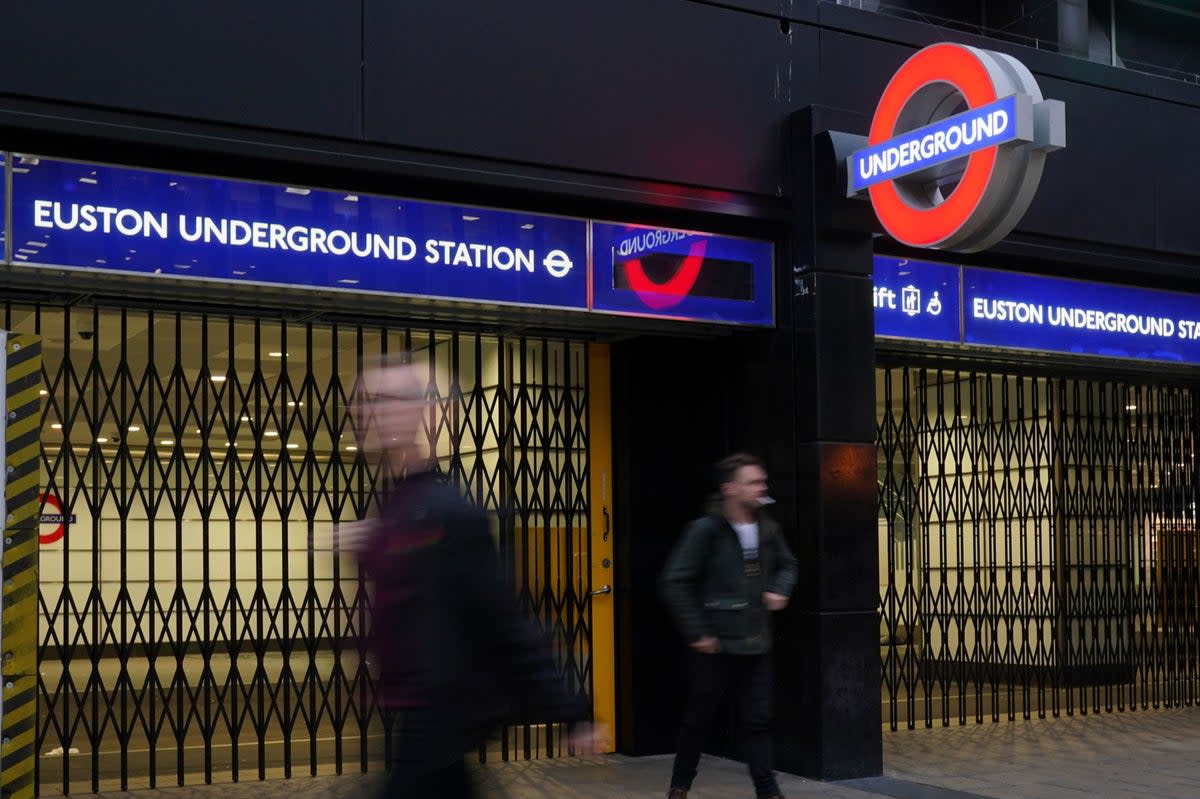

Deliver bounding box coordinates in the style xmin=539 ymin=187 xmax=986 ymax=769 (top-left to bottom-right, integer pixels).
xmin=667 ymin=790 xmax=688 ymax=799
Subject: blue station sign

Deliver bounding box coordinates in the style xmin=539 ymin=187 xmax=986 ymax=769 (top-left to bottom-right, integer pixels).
xmin=1 ymin=155 xmax=776 ymax=327
xmin=963 ymin=269 xmax=1200 ymax=364
xmin=8 ymin=157 xmax=589 ymax=311
xmin=875 ymin=256 xmax=1200 ymax=366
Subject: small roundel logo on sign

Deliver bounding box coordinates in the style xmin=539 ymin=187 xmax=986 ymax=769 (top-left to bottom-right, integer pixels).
xmin=39 ymin=492 xmax=70 ymax=545
xmin=848 ymin=43 xmax=1066 ymax=253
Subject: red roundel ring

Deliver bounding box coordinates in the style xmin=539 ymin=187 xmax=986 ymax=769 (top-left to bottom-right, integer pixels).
xmin=867 ymin=43 xmax=1000 ymax=249
xmin=39 ymin=492 xmax=66 ymax=545
xmin=623 ymin=236 xmax=709 ymax=310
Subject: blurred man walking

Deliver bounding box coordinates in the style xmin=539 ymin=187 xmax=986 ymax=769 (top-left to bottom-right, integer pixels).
xmin=346 ymin=354 xmax=602 ymax=799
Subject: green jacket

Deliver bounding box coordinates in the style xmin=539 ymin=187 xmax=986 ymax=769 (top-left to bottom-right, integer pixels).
xmin=659 ymin=508 xmax=798 ymax=655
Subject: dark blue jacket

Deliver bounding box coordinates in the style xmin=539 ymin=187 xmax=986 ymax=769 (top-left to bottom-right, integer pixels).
xmin=362 ymin=473 xmax=588 ymax=754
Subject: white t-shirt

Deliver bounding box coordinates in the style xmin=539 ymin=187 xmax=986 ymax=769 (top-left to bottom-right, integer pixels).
xmin=732 ymin=521 xmax=759 ymax=560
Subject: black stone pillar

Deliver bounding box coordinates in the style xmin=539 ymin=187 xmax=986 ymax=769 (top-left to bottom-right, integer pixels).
xmin=772 ymin=105 xmax=881 ymax=780
xmin=610 ymin=105 xmax=882 ymax=779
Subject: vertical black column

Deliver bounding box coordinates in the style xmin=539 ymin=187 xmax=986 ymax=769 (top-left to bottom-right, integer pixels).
xmin=612 ymin=330 xmax=789 ymax=757
xmin=771 ymin=106 xmax=881 ymax=779
xmin=612 ymin=336 xmax=729 ymax=756
xmin=611 ymin=105 xmax=882 ymax=778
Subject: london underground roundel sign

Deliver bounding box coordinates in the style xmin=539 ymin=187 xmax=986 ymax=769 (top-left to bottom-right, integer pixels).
xmin=848 ymin=43 xmax=1066 ymax=253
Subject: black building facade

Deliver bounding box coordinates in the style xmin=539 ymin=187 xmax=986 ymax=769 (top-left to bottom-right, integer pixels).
xmin=2 ymin=1 xmax=1199 ymax=795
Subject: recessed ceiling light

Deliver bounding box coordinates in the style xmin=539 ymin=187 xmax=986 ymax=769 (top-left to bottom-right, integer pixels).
xmin=268 ymin=352 xmax=287 ymax=358
xmin=1126 ymin=404 xmax=1138 ymax=411
xmin=462 ymin=214 xmax=480 ymax=222
xmin=240 ymin=415 xmax=250 ymax=422
xmin=264 ymin=431 xmax=279 ymax=438
xmin=345 ymin=445 xmax=358 ymax=451
xmin=96 ymin=437 xmax=109 ymax=444
xmin=211 ymin=375 xmax=227 ymax=383
xmin=51 ymin=423 xmax=62 ymax=430
xmin=286 ymin=443 xmax=300 ymax=450
xmin=161 ymin=439 xmax=174 ymax=446
xmin=39 ymin=389 xmax=48 ymax=396
xmin=127 ymin=425 xmax=140 ymax=432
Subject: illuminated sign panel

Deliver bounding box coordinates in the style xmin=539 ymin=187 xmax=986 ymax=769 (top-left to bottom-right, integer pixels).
xmin=963 ymin=268 xmax=1200 ymax=364
xmin=8 ymin=157 xmax=589 ymax=311
xmin=872 ymin=255 xmax=960 ymax=344
xmin=874 ymin=257 xmax=1200 ymax=365
xmin=3 ymin=156 xmax=776 ymax=326
xmin=592 ymin=223 xmax=774 ymax=325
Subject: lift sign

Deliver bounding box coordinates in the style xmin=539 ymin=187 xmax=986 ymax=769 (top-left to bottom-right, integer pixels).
xmin=848 ymin=43 xmax=1066 ymax=253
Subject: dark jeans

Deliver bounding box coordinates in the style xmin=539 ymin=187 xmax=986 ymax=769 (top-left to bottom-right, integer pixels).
xmin=670 ymin=651 xmax=780 ymax=799
xmin=380 ymin=709 xmax=476 ymax=799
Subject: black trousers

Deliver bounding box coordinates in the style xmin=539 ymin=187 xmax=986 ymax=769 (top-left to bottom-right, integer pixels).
xmin=380 ymin=709 xmax=477 ymax=799
xmin=670 ymin=651 xmax=780 ymax=799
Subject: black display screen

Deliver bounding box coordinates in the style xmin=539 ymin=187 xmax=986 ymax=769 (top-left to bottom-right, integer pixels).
xmin=613 ymin=252 xmax=756 ymax=302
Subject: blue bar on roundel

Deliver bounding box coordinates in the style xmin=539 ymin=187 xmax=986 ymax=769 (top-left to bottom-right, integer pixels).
xmin=851 ymin=95 xmax=1020 ymax=194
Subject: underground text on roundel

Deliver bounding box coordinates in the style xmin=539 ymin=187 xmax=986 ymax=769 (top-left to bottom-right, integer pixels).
xmin=852 ymin=96 xmax=1019 ymax=193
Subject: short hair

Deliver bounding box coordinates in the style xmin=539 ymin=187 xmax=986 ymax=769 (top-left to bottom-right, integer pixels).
xmin=714 ymin=453 xmax=765 ymax=486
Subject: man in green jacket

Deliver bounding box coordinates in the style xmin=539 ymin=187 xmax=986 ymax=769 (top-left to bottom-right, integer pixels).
xmin=660 ymin=453 xmax=798 ymax=799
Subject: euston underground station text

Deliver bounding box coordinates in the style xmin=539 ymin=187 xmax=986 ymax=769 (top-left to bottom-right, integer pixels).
xmin=971 ymin=298 xmax=1200 ymax=340
xmin=31 ymin=200 xmax=574 ymax=277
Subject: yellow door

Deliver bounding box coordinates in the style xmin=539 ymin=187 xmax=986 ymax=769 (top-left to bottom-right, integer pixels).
xmin=588 ymin=343 xmax=616 ymax=749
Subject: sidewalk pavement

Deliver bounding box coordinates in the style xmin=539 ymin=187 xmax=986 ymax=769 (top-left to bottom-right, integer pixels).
xmin=82 ymin=706 xmax=1200 ymax=799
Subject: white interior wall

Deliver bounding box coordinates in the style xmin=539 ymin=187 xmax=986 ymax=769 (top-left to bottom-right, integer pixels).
xmin=37 ymin=335 xmax=510 ymax=650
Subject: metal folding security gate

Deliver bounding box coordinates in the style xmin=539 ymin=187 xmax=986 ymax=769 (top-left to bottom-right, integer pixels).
xmin=878 ymin=360 xmax=1200 ymax=730
xmin=0 ymin=301 xmax=593 ymax=793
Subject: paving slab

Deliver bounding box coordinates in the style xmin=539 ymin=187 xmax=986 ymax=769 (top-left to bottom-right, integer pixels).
xmin=52 ymin=706 xmax=1200 ymax=799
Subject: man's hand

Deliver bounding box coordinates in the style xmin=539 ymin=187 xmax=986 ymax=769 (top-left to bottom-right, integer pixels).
xmin=569 ymin=722 xmax=611 ymax=754
xmin=763 ymin=592 xmax=789 ymax=611
xmin=690 ymin=635 xmax=721 ymax=654
xmin=312 ymin=519 xmax=377 ymax=554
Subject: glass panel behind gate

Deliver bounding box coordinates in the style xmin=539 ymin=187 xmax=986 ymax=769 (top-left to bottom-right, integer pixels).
xmin=878 ymin=363 xmax=1200 ymax=730
xmin=0 ymin=302 xmax=591 ymax=793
